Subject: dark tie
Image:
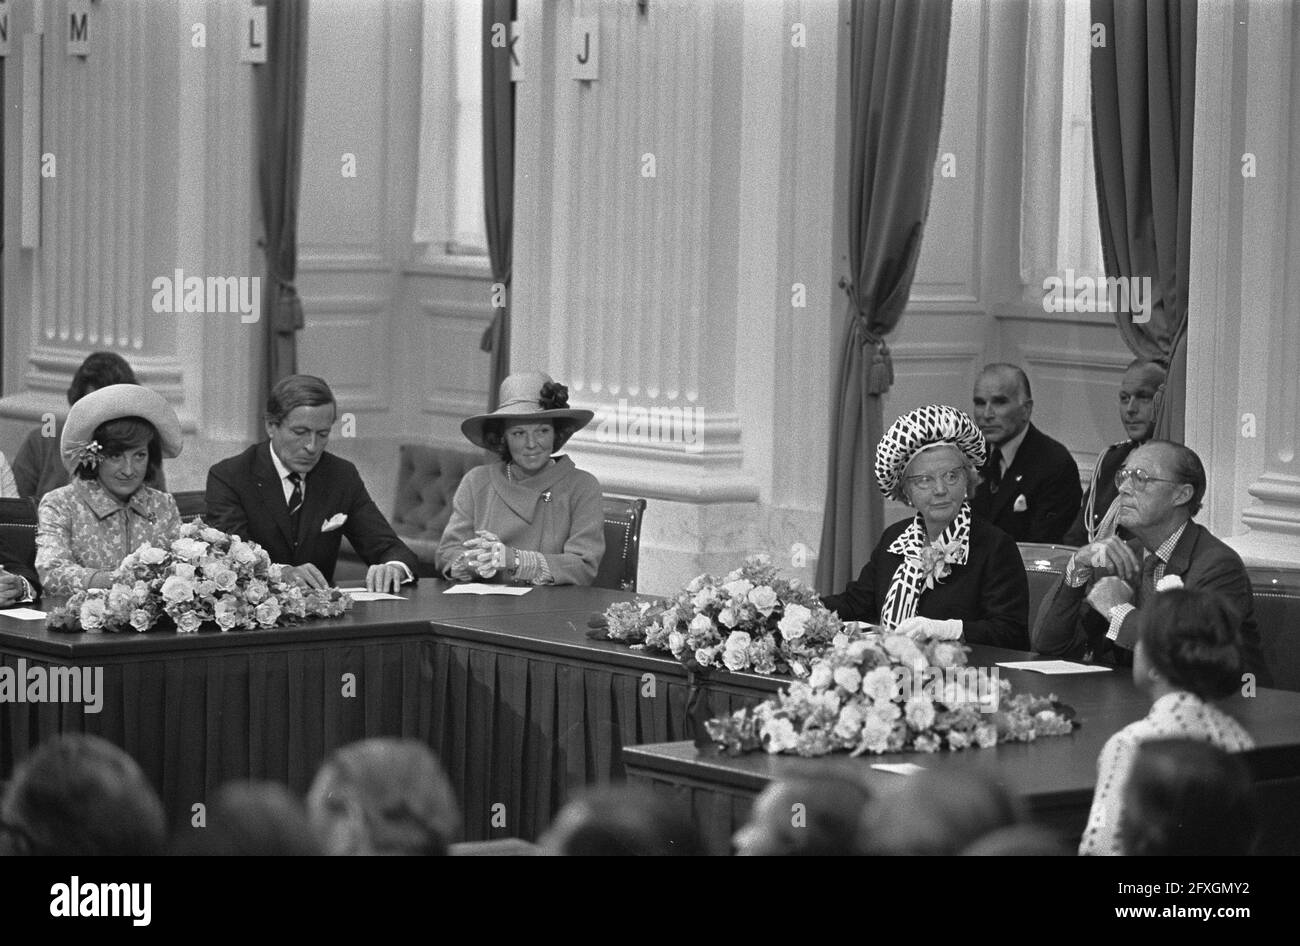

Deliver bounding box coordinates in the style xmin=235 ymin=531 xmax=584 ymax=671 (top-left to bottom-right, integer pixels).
xmin=1137 ymin=550 xmax=1159 ymax=605
xmin=287 ymin=472 xmax=303 ymax=535
xmin=985 ymin=447 xmax=1003 ymax=494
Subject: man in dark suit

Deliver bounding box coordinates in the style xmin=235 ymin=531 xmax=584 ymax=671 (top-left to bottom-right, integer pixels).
xmin=1062 ymin=359 xmax=1167 ymax=546
xmin=969 ymin=364 xmax=1081 ymax=543
xmin=1032 ymin=441 xmax=1271 ymax=686
xmin=206 ymin=375 xmax=418 ymax=591
xmin=0 ymin=540 xmax=40 ymax=606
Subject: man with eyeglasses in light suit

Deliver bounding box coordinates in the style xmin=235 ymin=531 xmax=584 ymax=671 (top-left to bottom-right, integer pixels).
xmin=1032 ymin=441 xmax=1271 ymax=685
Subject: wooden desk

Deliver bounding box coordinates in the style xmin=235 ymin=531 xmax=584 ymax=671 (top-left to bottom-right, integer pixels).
xmin=623 ymin=654 xmax=1300 ymax=855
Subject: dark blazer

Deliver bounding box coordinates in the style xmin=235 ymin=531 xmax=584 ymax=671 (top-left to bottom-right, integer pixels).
xmin=970 ymin=423 xmax=1082 ymax=544
xmin=1031 ymin=521 xmax=1272 ymax=687
xmin=205 ymin=443 xmax=418 ymax=583
xmin=1062 ymin=439 xmax=1138 ymax=547
xmin=822 ymin=515 xmax=1029 ymax=649
xmin=0 ymin=537 xmax=41 ymax=603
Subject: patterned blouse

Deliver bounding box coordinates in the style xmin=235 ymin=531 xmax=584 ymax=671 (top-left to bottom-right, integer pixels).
xmin=36 ymin=479 xmax=182 ymax=596
xmin=1079 ymin=690 xmax=1254 ymax=856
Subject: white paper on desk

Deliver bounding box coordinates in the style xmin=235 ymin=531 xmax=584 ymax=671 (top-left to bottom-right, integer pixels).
xmin=442 ymin=584 xmax=532 ymax=596
xmin=872 ymin=763 xmax=925 ymax=776
xmin=0 ymin=607 xmax=47 ymax=620
xmin=337 ymin=590 xmax=407 ymax=601
xmin=996 ymin=660 xmax=1112 ymax=674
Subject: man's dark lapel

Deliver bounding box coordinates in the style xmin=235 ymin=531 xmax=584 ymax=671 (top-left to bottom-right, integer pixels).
xmin=252 ymin=442 xmax=295 ymax=550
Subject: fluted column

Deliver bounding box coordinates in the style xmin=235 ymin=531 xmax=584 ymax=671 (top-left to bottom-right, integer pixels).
xmin=513 ymin=0 xmax=840 ymax=591
xmin=1187 ymin=0 xmax=1300 ymax=565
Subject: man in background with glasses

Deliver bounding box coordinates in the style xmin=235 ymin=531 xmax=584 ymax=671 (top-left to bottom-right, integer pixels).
xmin=1031 ymin=441 xmax=1270 ymax=685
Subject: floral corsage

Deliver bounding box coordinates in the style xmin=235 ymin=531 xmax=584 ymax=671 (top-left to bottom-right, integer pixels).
xmin=68 ymin=439 xmax=105 ymax=470
xmin=916 ymin=539 xmax=964 ymax=590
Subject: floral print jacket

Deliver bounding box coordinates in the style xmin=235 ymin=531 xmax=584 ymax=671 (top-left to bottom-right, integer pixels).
xmin=36 ymin=479 xmax=182 ymax=596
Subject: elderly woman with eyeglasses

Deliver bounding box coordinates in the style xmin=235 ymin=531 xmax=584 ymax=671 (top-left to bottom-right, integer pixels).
xmin=822 ymin=405 xmax=1029 ymax=648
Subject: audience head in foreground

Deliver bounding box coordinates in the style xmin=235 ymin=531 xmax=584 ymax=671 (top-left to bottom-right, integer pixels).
xmin=732 ymin=770 xmax=871 ymax=856
xmin=35 ymin=384 xmax=184 ymax=596
xmin=541 ymin=786 xmax=705 ymax=856
xmin=858 ymin=769 xmax=1020 ymax=855
xmin=1119 ymin=738 xmax=1258 ymax=856
xmin=0 ymin=734 xmax=165 ymax=856
xmin=437 ymin=370 xmax=605 ymax=586
xmin=173 ymin=781 xmax=322 ymax=856
xmin=307 ymin=738 xmax=460 ymax=855
xmin=821 ymin=404 xmax=1030 ymax=650
xmin=1077 ymin=588 xmax=1255 ymax=855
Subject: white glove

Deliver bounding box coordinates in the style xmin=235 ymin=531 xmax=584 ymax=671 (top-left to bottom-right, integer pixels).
xmin=894 ymin=616 xmax=963 ymax=641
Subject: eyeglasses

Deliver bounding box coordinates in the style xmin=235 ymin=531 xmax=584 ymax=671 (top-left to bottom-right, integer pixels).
xmin=1114 ymin=468 xmax=1183 ymax=491
xmin=905 ymin=467 xmax=966 ymax=492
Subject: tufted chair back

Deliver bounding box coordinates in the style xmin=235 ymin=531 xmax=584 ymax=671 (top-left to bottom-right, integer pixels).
xmin=391 ymin=444 xmax=492 ymax=562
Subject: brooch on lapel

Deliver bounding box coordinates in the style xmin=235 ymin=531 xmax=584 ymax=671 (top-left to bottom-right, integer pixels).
xmin=541 ymin=490 xmax=553 ymax=503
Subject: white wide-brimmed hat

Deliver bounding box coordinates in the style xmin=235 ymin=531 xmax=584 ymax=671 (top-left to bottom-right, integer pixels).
xmin=875 ymin=404 xmax=986 ymax=500
xmin=60 ymin=383 xmax=183 ymax=472
xmin=460 ymin=371 xmax=594 ymax=450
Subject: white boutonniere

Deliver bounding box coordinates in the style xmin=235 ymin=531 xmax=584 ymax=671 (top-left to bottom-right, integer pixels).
xmin=1155 ymin=574 xmax=1184 ymax=593
xmin=321 ymin=513 xmax=348 ymax=533
xmin=1013 ymin=493 xmax=1029 ymax=513
xmin=916 ymin=539 xmax=964 ymax=591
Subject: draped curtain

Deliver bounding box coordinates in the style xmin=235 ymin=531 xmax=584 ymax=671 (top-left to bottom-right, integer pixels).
xmin=255 ymin=0 xmax=310 ymax=412
xmin=816 ymin=0 xmax=953 ymax=595
xmin=480 ymin=0 xmax=516 ymax=410
xmin=1090 ymin=0 xmax=1196 ymax=441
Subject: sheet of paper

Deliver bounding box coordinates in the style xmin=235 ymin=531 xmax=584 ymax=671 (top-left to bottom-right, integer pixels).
xmin=442 ymin=584 xmax=532 ymax=596
xmin=996 ymin=660 xmax=1112 ymax=674
xmin=0 ymin=607 xmax=48 ymax=620
xmin=338 ymin=590 xmax=407 ymax=601
xmin=871 ymin=763 xmax=925 ymax=776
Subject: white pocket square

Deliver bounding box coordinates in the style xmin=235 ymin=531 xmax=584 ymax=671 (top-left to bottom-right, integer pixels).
xmin=321 ymin=513 xmax=348 ymax=533
xmin=1012 ymin=494 xmax=1029 ymax=513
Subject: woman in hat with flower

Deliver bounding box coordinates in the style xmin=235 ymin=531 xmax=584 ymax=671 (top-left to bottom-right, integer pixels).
xmin=35 ymin=384 xmax=183 ymax=596
xmin=822 ymin=404 xmax=1029 ymax=648
xmin=437 ymin=371 xmax=605 ymax=585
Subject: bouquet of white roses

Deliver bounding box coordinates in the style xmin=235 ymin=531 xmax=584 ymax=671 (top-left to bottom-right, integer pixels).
xmin=46 ymin=518 xmax=353 ymax=633
xmin=705 ymin=629 xmax=1077 ymax=757
xmin=602 ymin=554 xmax=844 ymax=676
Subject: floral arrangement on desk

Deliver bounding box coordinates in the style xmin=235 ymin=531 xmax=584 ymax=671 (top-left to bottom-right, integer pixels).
xmin=601 ymin=554 xmax=843 ymax=677
xmin=705 ymin=630 xmax=1078 ymax=757
xmin=46 ymin=519 xmax=353 ymax=634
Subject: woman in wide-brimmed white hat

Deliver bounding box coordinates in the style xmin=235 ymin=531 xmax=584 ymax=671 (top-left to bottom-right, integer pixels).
xmin=436 ymin=371 xmax=604 ymax=586
xmin=35 ymin=384 xmax=184 ymax=596
xmin=821 ymin=404 xmax=1029 ymax=648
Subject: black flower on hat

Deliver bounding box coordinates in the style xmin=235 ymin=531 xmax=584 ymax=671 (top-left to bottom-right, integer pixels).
xmin=539 ymin=381 xmax=570 ymax=411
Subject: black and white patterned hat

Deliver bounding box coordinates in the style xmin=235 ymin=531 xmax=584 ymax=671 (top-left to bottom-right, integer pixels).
xmin=875 ymin=404 xmax=987 ymax=499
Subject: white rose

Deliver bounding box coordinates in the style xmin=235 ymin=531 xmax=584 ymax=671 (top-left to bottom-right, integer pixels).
xmin=176 ymin=611 xmax=203 ymax=633
xmin=777 ymin=603 xmax=812 ymax=641
xmin=79 ymin=597 xmax=107 ymax=631
xmin=834 ymin=703 xmax=866 ymax=741
xmin=717 ymin=607 xmax=740 ymax=629
xmin=721 ymin=578 xmax=754 ymax=601
xmin=861 ymin=666 xmax=898 ymax=704
xmin=139 ymin=546 xmax=168 ymax=566
xmin=129 ymin=609 xmax=153 ymax=632
xmin=667 ymin=631 xmax=686 ymax=654
xmin=832 ymin=666 xmax=862 ymax=693
xmin=763 ymin=718 xmax=799 ymax=753
xmin=808 ymin=663 xmax=834 ymax=690
xmin=694 ymin=647 xmax=716 ymax=668
xmin=747 ymin=585 xmax=779 ymax=617
xmin=160 ymin=575 xmax=195 ymax=604
xmin=688 ymin=613 xmax=714 ymax=636
xmin=905 ymin=696 xmax=936 ymax=731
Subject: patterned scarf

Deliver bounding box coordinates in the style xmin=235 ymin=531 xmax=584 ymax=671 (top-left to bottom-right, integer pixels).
xmin=878 ymin=503 xmax=972 ymax=631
